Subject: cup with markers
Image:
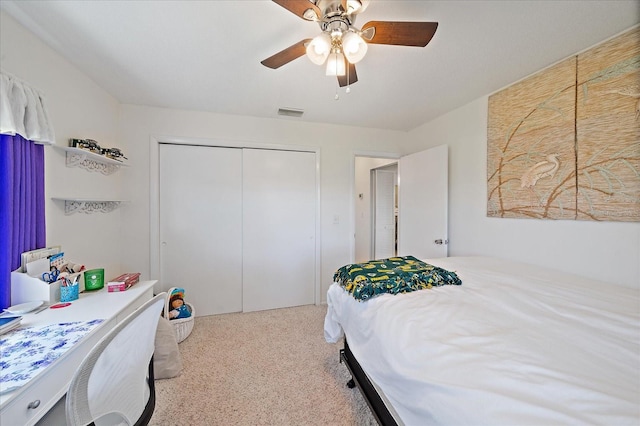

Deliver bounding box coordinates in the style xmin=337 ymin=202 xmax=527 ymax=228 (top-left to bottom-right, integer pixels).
xmin=60 ymin=275 xmax=80 ymax=302
xmin=57 ymin=263 xmax=85 ymax=302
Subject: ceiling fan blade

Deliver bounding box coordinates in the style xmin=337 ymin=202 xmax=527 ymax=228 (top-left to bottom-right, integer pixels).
xmin=361 ymin=21 xmax=438 ymax=47
xmin=337 ymin=62 xmax=358 ymax=87
xmin=273 ymin=0 xmax=321 ymax=21
xmin=261 ymin=39 xmax=311 ymax=69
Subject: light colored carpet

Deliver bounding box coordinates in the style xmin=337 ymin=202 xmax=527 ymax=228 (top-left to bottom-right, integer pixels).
xmin=150 ymin=304 xmax=378 ymax=426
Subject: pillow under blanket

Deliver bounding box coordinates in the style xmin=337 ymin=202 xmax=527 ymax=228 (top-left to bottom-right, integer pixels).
xmin=333 ymin=255 xmax=462 ymax=301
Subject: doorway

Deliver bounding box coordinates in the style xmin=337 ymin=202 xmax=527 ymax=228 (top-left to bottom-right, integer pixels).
xmin=353 ymin=145 xmax=450 ymax=264
xmin=354 ymin=156 xmax=398 ymax=263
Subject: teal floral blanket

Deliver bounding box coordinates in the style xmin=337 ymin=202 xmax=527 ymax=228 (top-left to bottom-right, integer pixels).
xmin=333 ymin=255 xmax=462 ymax=301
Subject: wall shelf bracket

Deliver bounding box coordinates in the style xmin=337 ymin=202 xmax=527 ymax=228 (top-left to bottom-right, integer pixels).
xmin=55 ymin=146 xmax=128 ymax=175
xmin=52 ymin=198 xmax=126 ymax=215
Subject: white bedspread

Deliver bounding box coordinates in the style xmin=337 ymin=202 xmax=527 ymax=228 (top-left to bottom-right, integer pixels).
xmin=325 ymin=257 xmax=640 ymax=425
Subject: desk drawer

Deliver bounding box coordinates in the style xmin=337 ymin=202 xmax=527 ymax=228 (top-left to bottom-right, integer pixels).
xmin=1 ymin=386 xmax=52 ymax=426
xmin=1 ymin=318 xmax=116 ymax=426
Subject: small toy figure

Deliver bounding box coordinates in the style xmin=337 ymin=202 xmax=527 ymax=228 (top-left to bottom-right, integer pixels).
xmin=168 ymin=288 xmax=191 ymax=320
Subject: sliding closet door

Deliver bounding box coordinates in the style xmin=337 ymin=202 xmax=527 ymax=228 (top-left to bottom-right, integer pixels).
xmin=242 ymin=149 xmax=316 ymax=312
xmin=159 ymin=144 xmax=243 ymax=316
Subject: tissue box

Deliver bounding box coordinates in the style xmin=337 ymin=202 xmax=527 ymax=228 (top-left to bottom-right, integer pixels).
xmin=107 ymin=282 xmax=127 ymax=292
xmin=107 ymin=273 xmax=141 ymax=292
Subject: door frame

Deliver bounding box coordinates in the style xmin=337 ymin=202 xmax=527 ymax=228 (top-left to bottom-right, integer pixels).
xmin=149 ymin=135 xmax=322 ymax=306
xmin=350 ymin=151 xmax=400 ymax=263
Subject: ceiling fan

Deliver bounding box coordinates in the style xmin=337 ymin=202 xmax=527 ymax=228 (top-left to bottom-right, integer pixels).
xmin=261 ymin=0 xmax=438 ymax=87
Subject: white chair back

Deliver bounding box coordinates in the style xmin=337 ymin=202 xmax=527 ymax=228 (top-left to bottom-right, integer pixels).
xmin=66 ymin=293 xmax=166 ymax=426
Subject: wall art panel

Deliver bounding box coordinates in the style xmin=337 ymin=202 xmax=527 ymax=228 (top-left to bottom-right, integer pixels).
xmin=487 ymin=26 xmax=639 ymax=222
xmin=576 ymin=27 xmax=640 ymax=222
xmin=487 ymin=58 xmax=576 ymax=219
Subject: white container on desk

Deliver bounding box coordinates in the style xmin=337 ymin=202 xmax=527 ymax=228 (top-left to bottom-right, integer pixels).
xmin=10 ymin=272 xmax=86 ymax=305
xmin=10 ymin=272 xmax=60 ymax=305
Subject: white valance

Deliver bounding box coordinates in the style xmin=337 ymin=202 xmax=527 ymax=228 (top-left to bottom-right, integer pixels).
xmin=0 ymin=71 xmax=55 ymax=144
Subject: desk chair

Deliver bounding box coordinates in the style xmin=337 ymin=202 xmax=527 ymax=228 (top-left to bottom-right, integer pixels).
xmin=66 ymin=293 xmax=166 ymax=426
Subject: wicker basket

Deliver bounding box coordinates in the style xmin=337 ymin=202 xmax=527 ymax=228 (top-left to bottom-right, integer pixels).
xmin=164 ymin=287 xmax=195 ymax=343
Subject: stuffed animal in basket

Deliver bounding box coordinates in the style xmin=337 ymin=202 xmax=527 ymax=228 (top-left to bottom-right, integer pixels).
xmin=168 ymin=288 xmax=192 ymax=320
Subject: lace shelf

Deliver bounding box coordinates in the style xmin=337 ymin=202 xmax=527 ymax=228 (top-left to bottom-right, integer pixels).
xmin=51 ymin=198 xmax=128 ymax=215
xmin=54 ymin=146 xmax=129 ymax=175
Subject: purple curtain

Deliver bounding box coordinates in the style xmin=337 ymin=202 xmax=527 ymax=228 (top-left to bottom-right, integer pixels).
xmin=0 ymin=134 xmax=46 ymax=310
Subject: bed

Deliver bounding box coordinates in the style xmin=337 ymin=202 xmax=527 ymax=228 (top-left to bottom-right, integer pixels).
xmin=324 ymin=256 xmax=640 ymax=425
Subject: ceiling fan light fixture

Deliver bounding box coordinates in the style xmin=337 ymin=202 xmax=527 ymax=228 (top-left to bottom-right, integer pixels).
xmin=326 ymin=52 xmax=346 ymax=76
xmin=342 ymin=31 xmax=367 ymax=64
xmin=262 ymin=0 xmax=438 ymax=88
xmin=306 ymin=32 xmax=331 ymax=65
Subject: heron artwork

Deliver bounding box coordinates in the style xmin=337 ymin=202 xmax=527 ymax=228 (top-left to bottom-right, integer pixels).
xmin=520 ymin=154 xmax=561 ymax=189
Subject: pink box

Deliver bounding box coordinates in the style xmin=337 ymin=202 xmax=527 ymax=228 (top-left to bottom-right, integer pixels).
xmin=107 ymin=282 xmax=127 ymax=292
xmin=106 ymin=273 xmax=140 ymax=292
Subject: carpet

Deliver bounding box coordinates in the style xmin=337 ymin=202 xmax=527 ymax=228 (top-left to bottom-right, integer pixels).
xmin=150 ymin=304 xmax=377 ymax=425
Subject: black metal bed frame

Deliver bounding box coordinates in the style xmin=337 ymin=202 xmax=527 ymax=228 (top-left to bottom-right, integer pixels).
xmin=340 ymin=339 xmax=398 ymax=426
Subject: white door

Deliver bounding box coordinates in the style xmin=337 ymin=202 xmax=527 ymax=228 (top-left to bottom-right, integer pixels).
xmin=398 ymin=144 xmax=449 ymax=259
xmin=159 ymin=144 xmax=243 ymax=316
xmin=373 ymin=168 xmax=396 ymax=259
xmin=242 ymin=149 xmax=316 ymax=312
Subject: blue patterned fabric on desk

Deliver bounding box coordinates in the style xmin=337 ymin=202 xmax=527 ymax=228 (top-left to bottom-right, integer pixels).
xmin=0 ymin=319 xmax=104 ymax=394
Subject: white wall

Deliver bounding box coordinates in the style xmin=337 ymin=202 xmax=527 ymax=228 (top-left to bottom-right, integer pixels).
xmin=1 ymin=12 xmax=123 ymax=280
xmin=117 ymin=105 xmax=404 ymax=302
xmin=405 ymin=97 xmax=640 ymax=288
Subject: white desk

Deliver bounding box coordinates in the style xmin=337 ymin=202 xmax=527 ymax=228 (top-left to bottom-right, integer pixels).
xmin=0 ymin=280 xmax=156 ymax=426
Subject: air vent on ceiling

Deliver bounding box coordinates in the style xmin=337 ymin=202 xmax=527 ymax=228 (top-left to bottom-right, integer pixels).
xmin=278 ymin=107 xmax=304 ymax=118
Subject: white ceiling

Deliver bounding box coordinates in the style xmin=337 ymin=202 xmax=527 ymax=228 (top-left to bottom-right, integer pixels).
xmin=2 ymin=1 xmax=639 ymax=131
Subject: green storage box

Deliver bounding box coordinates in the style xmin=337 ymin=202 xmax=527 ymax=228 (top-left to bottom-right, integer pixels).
xmin=84 ymin=268 xmax=104 ymax=291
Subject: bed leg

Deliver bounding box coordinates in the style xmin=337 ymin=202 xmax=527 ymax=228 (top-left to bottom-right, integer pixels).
xmin=347 ymin=378 xmax=356 ymax=388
